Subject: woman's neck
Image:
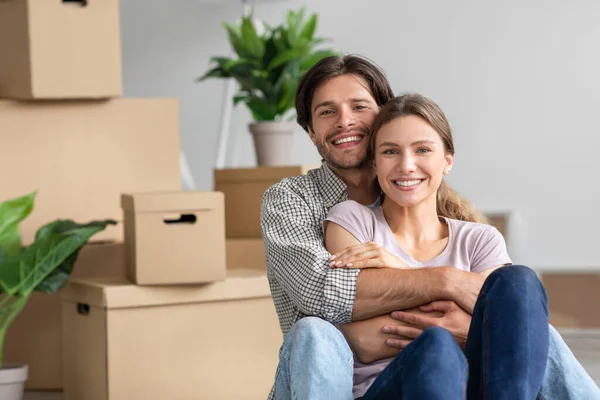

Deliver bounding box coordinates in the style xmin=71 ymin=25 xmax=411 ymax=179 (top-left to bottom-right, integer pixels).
xmin=381 ymin=197 xmax=447 ymax=246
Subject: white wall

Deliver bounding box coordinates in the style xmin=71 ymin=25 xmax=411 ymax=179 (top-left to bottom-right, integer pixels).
xmin=119 ymin=0 xmax=600 ymax=271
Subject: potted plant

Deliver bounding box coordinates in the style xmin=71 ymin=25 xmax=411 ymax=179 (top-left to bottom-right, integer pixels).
xmin=0 ymin=192 xmax=115 ymax=399
xmin=197 ymin=7 xmax=338 ymax=166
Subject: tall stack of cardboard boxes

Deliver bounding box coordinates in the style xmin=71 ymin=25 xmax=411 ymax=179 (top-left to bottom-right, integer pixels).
xmin=1 ymin=1 xmax=282 ymax=398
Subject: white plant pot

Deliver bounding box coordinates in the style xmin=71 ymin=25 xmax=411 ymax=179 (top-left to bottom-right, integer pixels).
xmin=0 ymin=364 xmax=28 ymax=400
xmin=248 ymin=121 xmax=294 ymax=166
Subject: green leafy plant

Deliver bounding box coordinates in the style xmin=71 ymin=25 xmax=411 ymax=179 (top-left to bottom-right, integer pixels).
xmin=0 ymin=192 xmax=116 ymax=367
xmin=196 ymin=7 xmax=338 ymax=121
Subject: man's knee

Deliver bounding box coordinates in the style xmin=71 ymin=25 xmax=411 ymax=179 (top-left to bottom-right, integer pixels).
xmin=284 ymin=317 xmax=348 ymax=352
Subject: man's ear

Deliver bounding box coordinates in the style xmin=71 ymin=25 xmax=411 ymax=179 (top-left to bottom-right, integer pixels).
xmin=307 ymin=126 xmax=317 ymax=146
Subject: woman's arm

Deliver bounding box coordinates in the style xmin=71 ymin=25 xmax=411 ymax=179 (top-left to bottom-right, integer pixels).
xmin=339 ymin=307 xmax=444 ymax=364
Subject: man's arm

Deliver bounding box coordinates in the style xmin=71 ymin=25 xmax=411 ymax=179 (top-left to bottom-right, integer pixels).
xmin=325 ymin=222 xmax=481 ymax=320
xmin=261 ymin=185 xmax=360 ymax=325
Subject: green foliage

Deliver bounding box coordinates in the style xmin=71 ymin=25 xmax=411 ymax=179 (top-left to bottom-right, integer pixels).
xmin=0 ymin=192 xmax=115 ymax=367
xmin=196 ymin=7 xmax=338 ymax=121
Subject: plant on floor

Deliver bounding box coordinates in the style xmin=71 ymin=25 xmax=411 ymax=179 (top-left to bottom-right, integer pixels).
xmin=196 ymin=6 xmax=338 ymax=121
xmin=0 ymin=191 xmax=116 ymax=368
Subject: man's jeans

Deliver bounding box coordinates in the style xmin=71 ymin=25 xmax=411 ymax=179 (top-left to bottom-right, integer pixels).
xmin=274 ymin=266 xmax=600 ymax=399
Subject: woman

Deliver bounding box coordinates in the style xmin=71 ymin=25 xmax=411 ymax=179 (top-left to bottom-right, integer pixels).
xmin=323 ymin=93 xmax=549 ymax=399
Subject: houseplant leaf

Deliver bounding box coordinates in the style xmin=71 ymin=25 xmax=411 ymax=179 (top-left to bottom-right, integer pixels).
xmin=0 ymin=219 xmax=116 ymax=295
xmin=33 ymin=219 xmax=117 ymax=293
xmin=241 ymin=17 xmax=265 ymax=59
xmin=224 ymin=22 xmax=251 ymax=59
xmin=196 ymin=6 xmax=338 ymax=121
xmin=267 ymin=48 xmax=303 ymax=71
xmin=247 ymin=96 xmax=276 ymax=121
xmin=195 ymin=66 xmax=229 ymax=82
xmin=300 ymin=14 xmax=317 ymax=41
xmin=0 ymin=191 xmax=35 ymax=256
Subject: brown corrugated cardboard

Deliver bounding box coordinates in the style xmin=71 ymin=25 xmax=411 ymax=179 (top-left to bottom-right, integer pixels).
xmin=4 ymin=241 xmax=126 ymax=390
xmin=121 ymin=191 xmax=226 ymax=285
xmin=0 ymin=98 xmax=181 ymax=245
xmin=226 ymin=238 xmax=266 ymax=271
xmin=61 ymin=269 xmax=282 ymax=400
xmin=0 ymin=0 xmax=122 ymax=99
xmin=542 ymin=272 xmax=600 ymax=328
xmin=214 ymin=165 xmax=319 ymax=238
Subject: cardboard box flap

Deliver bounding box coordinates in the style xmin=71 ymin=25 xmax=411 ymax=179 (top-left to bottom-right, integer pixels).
xmin=121 ymin=191 xmax=223 ymax=213
xmin=60 ymin=269 xmax=270 ymax=309
xmin=214 ymin=165 xmax=318 ymax=184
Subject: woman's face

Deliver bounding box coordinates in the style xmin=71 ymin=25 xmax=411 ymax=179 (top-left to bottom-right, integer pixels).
xmin=374 ymin=115 xmax=453 ymax=209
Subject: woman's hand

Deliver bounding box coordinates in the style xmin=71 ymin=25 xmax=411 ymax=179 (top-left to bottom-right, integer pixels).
xmin=329 ymin=242 xmax=410 ymax=269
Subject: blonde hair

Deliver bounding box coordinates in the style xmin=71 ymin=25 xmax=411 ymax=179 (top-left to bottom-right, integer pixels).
xmin=370 ymin=93 xmax=488 ymax=224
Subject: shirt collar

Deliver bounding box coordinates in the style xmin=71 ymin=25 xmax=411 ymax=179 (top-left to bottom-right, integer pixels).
xmin=314 ymin=162 xmax=348 ymax=208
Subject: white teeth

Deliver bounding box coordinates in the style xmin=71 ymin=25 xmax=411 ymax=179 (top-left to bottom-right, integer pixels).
xmin=394 ymin=180 xmax=422 ymax=187
xmin=333 ymin=136 xmax=361 ymax=145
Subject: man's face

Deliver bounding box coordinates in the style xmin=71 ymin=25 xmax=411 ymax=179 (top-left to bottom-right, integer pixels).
xmin=308 ymin=74 xmax=379 ymax=170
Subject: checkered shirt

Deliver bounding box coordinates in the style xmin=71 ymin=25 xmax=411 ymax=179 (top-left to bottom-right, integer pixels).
xmin=261 ymin=162 xmax=361 ymax=340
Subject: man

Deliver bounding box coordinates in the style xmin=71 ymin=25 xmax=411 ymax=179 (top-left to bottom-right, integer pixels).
xmin=261 ymin=54 xmax=599 ymax=399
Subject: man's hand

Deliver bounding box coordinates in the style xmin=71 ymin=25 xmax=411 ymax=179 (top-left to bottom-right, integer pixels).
xmin=382 ymin=301 xmax=472 ymax=350
xmin=443 ymin=268 xmax=486 ymax=314
xmin=330 ymin=242 xmax=410 ymax=270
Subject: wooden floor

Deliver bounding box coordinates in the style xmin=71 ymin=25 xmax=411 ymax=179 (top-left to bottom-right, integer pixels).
xmin=23 ymin=330 xmax=600 ymax=400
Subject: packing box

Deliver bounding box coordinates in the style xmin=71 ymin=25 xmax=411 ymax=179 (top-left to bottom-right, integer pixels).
xmin=226 ymin=238 xmax=266 ymax=271
xmin=4 ymin=241 xmax=126 ymax=390
xmin=61 ymin=269 xmax=282 ymax=400
xmin=0 ymin=0 xmax=122 ymax=99
xmin=214 ymin=165 xmax=318 ymax=238
xmin=0 ymin=98 xmax=181 ymax=245
xmin=121 ymin=191 xmax=226 ymax=285
xmin=542 ymin=272 xmax=600 ymax=328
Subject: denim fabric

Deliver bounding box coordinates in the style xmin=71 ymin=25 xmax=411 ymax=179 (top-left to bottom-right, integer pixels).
xmin=360 ymin=327 xmax=468 ymax=399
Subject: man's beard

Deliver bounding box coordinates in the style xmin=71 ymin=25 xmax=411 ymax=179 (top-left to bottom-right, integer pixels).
xmin=316 ymin=127 xmax=371 ymax=170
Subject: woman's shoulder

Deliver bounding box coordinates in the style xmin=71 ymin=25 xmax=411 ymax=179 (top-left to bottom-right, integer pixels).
xmin=445 ymin=218 xmax=503 ymax=241
xmin=328 ymin=200 xmax=377 ymax=218
xmin=324 ymin=200 xmax=378 ymax=243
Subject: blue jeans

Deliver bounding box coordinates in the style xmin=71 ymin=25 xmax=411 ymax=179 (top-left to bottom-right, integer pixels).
xmin=273 ymin=266 xmax=600 ymax=399
xmin=362 ymin=265 xmax=548 ymax=399
xmin=361 ymin=327 xmax=468 ymax=399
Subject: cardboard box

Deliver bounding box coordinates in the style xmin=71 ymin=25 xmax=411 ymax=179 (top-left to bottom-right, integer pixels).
xmin=0 ymin=98 xmax=181 ymax=245
xmin=4 ymin=241 xmax=126 ymax=390
xmin=542 ymin=272 xmax=600 ymax=328
xmin=121 ymin=191 xmax=226 ymax=285
xmin=226 ymin=238 xmax=266 ymax=271
xmin=0 ymin=0 xmax=122 ymax=99
xmin=214 ymin=165 xmax=318 ymax=238
xmin=61 ymin=269 xmax=282 ymax=400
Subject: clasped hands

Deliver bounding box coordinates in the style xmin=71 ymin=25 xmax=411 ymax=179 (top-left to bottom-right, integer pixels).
xmin=330 ymin=242 xmax=481 ymax=352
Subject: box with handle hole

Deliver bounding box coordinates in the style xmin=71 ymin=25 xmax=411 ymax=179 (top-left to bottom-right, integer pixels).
xmin=121 ymin=192 xmax=226 ymax=285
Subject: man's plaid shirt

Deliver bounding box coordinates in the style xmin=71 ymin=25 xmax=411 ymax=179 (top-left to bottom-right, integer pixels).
xmin=260 ymin=162 xmax=361 ymax=336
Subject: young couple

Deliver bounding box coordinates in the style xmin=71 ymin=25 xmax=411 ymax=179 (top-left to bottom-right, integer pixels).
xmin=260 ymin=55 xmax=599 ymax=399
